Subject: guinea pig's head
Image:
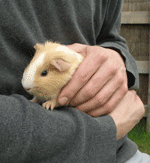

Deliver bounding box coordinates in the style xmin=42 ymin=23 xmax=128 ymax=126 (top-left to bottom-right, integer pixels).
xmin=21 ymin=42 xmax=72 ymax=101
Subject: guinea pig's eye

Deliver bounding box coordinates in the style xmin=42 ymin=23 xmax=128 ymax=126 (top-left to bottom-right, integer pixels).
xmin=41 ymin=70 xmax=48 ymax=77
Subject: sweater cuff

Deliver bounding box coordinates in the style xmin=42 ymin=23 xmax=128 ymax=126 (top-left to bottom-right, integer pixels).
xmin=94 ymin=115 xmax=117 ymax=162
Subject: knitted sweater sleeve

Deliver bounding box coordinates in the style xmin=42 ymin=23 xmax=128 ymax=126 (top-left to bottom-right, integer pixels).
xmin=0 ymin=94 xmax=117 ymax=163
xmin=97 ymin=0 xmax=139 ymax=89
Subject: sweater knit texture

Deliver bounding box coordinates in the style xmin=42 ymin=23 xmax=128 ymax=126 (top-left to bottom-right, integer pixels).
xmin=0 ymin=0 xmax=138 ymax=162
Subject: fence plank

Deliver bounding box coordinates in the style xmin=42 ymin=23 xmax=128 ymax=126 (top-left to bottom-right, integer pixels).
xmin=144 ymin=105 xmax=149 ymax=117
xmin=122 ymin=0 xmax=150 ymax=11
xmin=136 ymin=61 xmax=149 ymax=74
xmin=121 ymin=11 xmax=150 ymax=24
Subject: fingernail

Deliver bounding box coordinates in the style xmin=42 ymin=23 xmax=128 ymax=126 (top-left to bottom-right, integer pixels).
xmin=59 ymin=97 xmax=68 ymax=106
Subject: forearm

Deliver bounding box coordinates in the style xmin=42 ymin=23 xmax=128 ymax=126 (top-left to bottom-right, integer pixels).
xmin=0 ymin=94 xmax=117 ymax=163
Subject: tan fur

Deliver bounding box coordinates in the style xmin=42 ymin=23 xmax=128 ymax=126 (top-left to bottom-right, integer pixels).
xmin=22 ymin=41 xmax=84 ymax=110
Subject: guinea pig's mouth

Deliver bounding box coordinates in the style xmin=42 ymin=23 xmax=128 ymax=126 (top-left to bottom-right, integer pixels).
xmin=23 ymin=86 xmax=34 ymax=95
xmin=25 ymin=88 xmax=33 ymax=95
xmin=26 ymin=88 xmax=31 ymax=91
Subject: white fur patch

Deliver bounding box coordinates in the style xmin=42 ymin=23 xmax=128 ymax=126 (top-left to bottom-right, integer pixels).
xmin=22 ymin=52 xmax=46 ymax=89
xmin=55 ymin=45 xmax=82 ymax=62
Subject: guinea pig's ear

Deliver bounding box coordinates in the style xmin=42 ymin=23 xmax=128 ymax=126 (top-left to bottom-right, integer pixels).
xmin=34 ymin=43 xmax=43 ymax=51
xmin=50 ymin=59 xmax=71 ymax=72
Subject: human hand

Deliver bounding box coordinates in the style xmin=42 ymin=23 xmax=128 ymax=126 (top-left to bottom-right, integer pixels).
xmin=58 ymin=43 xmax=128 ymax=117
xmin=109 ymin=90 xmax=145 ymax=140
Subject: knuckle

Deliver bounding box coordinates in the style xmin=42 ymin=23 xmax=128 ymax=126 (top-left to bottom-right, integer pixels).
xmin=116 ymin=69 xmax=127 ymax=86
xmin=92 ymin=47 xmax=108 ymax=64
xmin=121 ymin=83 xmax=128 ymax=95
xmin=109 ymin=64 xmax=117 ymax=75
xmin=117 ymin=74 xmax=125 ymax=85
xmin=123 ymin=84 xmax=128 ymax=93
xmin=84 ymin=88 xmax=95 ymax=99
xmin=78 ymin=72 xmax=89 ymax=84
xmin=95 ymin=95 xmax=106 ymax=106
xmin=100 ymin=52 xmax=108 ymax=61
xmin=88 ymin=109 xmax=101 ymax=117
xmin=98 ymin=49 xmax=109 ymax=62
xmin=103 ymin=105 xmax=111 ymax=115
xmin=105 ymin=103 xmax=113 ymax=113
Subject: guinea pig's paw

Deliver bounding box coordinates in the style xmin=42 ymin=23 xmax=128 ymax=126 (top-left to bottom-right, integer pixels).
xmin=30 ymin=97 xmax=40 ymax=104
xmin=42 ymin=100 xmax=56 ymax=111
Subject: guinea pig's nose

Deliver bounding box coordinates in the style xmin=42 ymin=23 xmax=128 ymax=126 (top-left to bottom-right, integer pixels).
xmin=26 ymin=88 xmax=31 ymax=91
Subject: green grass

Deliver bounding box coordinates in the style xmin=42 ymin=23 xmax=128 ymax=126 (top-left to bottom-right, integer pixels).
xmin=127 ymin=118 xmax=150 ymax=155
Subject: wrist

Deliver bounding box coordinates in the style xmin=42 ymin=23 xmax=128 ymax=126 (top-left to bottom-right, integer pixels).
xmin=109 ymin=113 xmax=123 ymax=140
xmin=109 ymin=90 xmax=145 ymax=141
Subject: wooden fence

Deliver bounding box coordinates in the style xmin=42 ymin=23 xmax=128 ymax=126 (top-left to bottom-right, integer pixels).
xmin=120 ymin=0 xmax=150 ymax=132
xmin=123 ymin=0 xmax=150 ymax=11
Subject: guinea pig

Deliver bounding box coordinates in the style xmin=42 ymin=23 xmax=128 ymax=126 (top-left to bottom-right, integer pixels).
xmin=22 ymin=41 xmax=84 ymax=110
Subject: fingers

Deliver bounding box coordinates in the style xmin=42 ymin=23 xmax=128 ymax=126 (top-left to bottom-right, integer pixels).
xmin=58 ymin=44 xmax=128 ymax=118
xmin=87 ymin=83 xmax=128 ymax=117
xmin=70 ymin=58 xmax=127 ymax=107
xmin=69 ymin=48 xmax=126 ymax=107
xmin=58 ymin=47 xmax=108 ymax=106
xmin=70 ymin=62 xmax=127 ymax=112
